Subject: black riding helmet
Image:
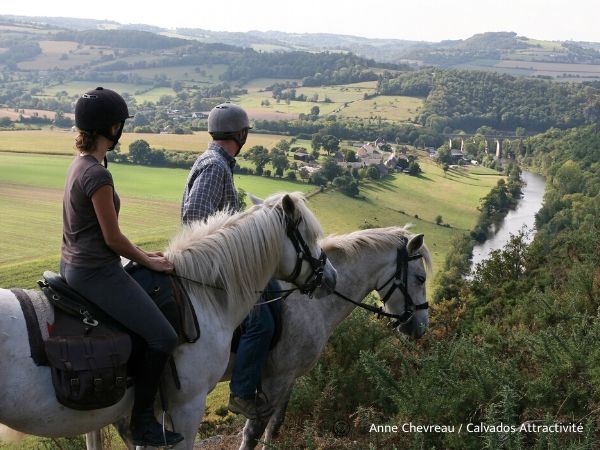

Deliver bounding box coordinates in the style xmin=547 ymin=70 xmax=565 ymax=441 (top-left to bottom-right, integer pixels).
xmin=75 ymin=87 xmax=132 ymax=153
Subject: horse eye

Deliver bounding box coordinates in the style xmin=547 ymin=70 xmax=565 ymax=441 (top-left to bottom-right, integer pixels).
xmin=416 ymin=275 xmax=426 ymax=284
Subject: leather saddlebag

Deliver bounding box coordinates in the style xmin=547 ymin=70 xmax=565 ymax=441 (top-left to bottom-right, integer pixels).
xmin=44 ymin=318 xmax=131 ymax=410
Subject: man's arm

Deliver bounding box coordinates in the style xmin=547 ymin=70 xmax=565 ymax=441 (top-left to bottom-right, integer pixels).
xmin=182 ymin=163 xmax=226 ymax=224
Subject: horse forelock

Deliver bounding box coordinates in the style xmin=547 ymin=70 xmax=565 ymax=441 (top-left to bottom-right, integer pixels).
xmin=321 ymin=226 xmax=432 ymax=273
xmin=261 ymin=191 xmax=324 ymax=243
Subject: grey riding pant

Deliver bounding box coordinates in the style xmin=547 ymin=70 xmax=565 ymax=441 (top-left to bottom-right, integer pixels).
xmin=60 ymin=260 xmax=177 ymax=354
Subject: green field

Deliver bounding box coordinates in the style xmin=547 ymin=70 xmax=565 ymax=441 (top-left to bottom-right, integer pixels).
xmin=0 ymin=130 xmax=287 ymax=154
xmin=125 ymin=64 xmax=228 ymax=84
xmin=236 ymin=81 xmax=421 ymax=122
xmin=339 ymin=95 xmax=423 ymax=121
xmin=0 ymin=149 xmax=500 ymax=288
xmin=0 ymin=151 xmax=316 ymax=285
xmin=37 ymin=82 xmax=180 ymax=103
xmin=0 ymin=146 xmax=500 ymax=446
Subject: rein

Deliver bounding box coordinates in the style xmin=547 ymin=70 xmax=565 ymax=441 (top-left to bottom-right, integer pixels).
xmin=172 ymin=272 xmax=299 ymax=304
xmin=333 ymin=245 xmax=429 ymax=328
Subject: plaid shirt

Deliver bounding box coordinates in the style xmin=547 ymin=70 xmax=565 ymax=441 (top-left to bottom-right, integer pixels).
xmin=181 ymin=142 xmax=241 ymax=224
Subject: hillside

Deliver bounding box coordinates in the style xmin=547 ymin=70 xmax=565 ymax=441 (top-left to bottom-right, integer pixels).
xmin=2 ymin=15 xmax=600 ymax=81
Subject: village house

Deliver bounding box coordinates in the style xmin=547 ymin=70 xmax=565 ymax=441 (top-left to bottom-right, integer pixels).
xmin=293 ymin=152 xmax=310 ymax=162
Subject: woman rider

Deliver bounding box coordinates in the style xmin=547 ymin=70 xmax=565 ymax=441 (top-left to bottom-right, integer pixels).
xmin=60 ymin=87 xmax=184 ymax=447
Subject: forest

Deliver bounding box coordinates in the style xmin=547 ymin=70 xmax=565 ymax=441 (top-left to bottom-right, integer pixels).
xmin=379 ymin=70 xmax=599 ymax=132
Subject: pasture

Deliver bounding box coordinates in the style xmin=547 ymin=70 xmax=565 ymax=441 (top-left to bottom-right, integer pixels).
xmin=0 ymin=148 xmax=500 ymax=289
xmin=0 ymin=147 xmax=501 ymax=448
xmin=124 ymin=64 xmax=228 ymax=84
xmin=338 ymin=95 xmax=423 ymax=121
xmin=18 ymin=41 xmax=112 ymax=71
xmin=0 ymin=130 xmax=287 ymax=154
xmin=0 ymin=151 xmax=316 ymax=287
xmin=236 ymin=81 xmax=421 ymax=122
xmin=37 ymin=82 xmax=179 ymax=103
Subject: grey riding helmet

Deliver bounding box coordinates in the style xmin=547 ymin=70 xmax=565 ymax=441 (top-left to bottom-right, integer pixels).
xmin=208 ymin=102 xmax=251 ymax=135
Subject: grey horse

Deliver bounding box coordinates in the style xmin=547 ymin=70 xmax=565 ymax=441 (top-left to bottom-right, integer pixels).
xmin=234 ymin=226 xmax=431 ymax=449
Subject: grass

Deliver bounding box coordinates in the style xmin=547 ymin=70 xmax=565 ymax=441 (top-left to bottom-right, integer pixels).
xmin=306 ymin=154 xmax=501 ymax=274
xmin=235 ymin=83 xmax=422 ymax=123
xmin=40 ymin=81 xmax=149 ymax=98
xmin=338 ymin=95 xmax=423 ymax=121
xmin=0 ymin=151 xmax=315 ymax=286
xmin=0 ymin=149 xmax=499 ymax=288
xmin=0 ymin=130 xmax=287 ymax=154
xmin=0 ymin=147 xmax=501 ymax=446
xmin=123 ymin=64 xmax=228 ymax=84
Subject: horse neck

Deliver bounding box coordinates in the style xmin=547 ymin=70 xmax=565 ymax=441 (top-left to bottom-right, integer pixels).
xmin=194 ymin=240 xmax=281 ymax=333
xmin=319 ymin=247 xmax=386 ymax=329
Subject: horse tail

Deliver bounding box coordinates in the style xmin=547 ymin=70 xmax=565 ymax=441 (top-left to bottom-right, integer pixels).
xmin=0 ymin=425 xmax=25 ymax=442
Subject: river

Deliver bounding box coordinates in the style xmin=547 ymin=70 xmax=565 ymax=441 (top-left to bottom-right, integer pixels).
xmin=470 ymin=171 xmax=546 ymax=270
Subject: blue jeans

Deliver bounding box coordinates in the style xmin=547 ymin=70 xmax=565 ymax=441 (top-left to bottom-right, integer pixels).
xmin=230 ymin=288 xmax=276 ymax=399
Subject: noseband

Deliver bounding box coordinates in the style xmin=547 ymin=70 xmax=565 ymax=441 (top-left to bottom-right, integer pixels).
xmin=376 ymin=245 xmax=429 ymax=327
xmin=285 ymin=216 xmax=328 ymax=296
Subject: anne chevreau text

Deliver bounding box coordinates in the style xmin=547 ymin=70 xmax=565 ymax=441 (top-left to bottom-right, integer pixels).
xmin=369 ymin=422 xmax=584 ymax=434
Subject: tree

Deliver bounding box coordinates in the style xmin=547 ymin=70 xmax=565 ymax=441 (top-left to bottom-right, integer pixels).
xmin=129 ymin=140 xmax=152 ymax=164
xmin=311 ymin=133 xmax=323 ymax=152
xmin=270 ymin=148 xmax=289 ymax=175
xmin=366 ymin=165 xmax=380 ymax=180
xmin=310 ymin=105 xmax=320 ymax=117
xmin=435 ymin=215 xmax=443 ymax=225
xmin=321 ymin=157 xmax=343 ymax=181
xmin=408 ymin=160 xmax=421 ymax=175
xmin=554 ymin=160 xmax=584 ymax=194
xmin=436 ymin=144 xmax=452 ymax=165
xmin=342 ymin=149 xmax=357 ymax=162
xmin=286 ymin=171 xmax=297 ymax=181
xmin=246 ymin=145 xmax=270 ymax=173
xmin=310 ymin=171 xmax=328 ymax=186
xmin=274 ymin=139 xmax=291 ymax=153
xmin=299 ymin=167 xmax=310 ymax=182
xmin=237 ymin=188 xmax=247 ymax=207
xmin=54 ymin=111 xmax=73 ymax=128
xmin=333 ymin=175 xmax=359 ymax=197
xmin=321 ymin=135 xmax=340 ymax=155
xmin=584 ymin=95 xmax=600 ymax=132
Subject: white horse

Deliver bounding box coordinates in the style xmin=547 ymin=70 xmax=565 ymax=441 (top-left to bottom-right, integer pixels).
xmin=235 ymin=226 xmax=431 ymax=449
xmin=0 ymin=192 xmax=337 ymax=450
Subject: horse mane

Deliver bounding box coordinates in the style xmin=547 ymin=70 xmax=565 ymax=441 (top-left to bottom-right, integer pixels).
xmin=321 ymin=226 xmax=432 ymax=272
xmin=166 ymin=192 xmax=323 ymax=311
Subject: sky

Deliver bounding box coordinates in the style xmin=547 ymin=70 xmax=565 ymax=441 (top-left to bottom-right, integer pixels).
xmin=2 ymin=0 xmax=599 ymax=43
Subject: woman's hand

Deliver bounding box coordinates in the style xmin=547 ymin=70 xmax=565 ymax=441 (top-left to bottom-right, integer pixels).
xmin=145 ymin=255 xmax=174 ymax=273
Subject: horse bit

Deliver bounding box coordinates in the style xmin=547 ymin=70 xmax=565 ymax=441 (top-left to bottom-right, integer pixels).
xmin=333 ymin=244 xmax=429 ymax=327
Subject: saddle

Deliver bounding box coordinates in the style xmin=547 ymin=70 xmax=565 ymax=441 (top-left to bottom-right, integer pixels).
xmin=13 ymin=266 xmax=199 ymax=411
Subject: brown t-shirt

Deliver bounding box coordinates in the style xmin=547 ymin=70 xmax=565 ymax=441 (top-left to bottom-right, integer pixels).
xmin=61 ymin=154 xmax=121 ymax=267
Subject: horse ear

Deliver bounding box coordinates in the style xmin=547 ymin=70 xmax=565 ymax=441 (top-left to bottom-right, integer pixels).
xmin=407 ymin=234 xmax=424 ymax=254
xmin=249 ymin=193 xmax=263 ymax=205
xmin=282 ymin=194 xmax=296 ymax=219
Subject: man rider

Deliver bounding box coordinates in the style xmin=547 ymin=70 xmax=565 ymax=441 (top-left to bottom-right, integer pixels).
xmin=181 ymin=102 xmax=276 ymax=420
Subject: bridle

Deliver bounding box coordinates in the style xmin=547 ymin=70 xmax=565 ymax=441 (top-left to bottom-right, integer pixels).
xmin=284 ymin=216 xmax=328 ymax=296
xmin=333 ymin=244 xmax=429 ymax=327
xmin=173 ymin=210 xmax=329 ymax=300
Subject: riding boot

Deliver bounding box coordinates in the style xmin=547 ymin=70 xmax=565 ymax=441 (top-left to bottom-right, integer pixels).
xmin=130 ymin=349 xmax=184 ymax=447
